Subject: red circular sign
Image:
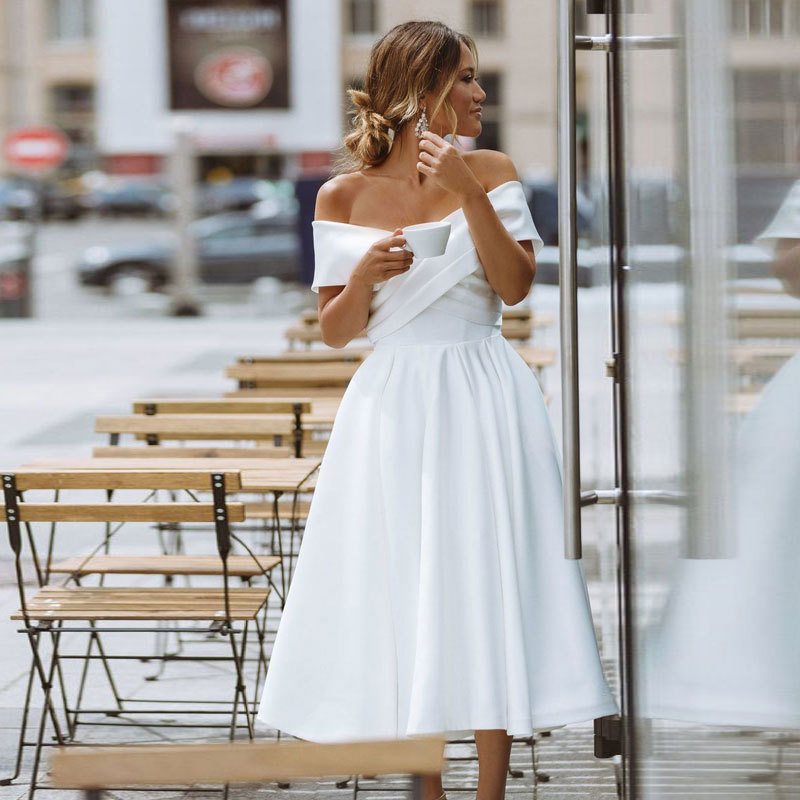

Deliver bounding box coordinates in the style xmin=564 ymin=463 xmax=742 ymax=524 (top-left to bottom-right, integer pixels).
xmin=3 ymin=126 xmax=70 ymax=171
xmin=0 ymin=271 xmax=26 ymax=301
xmin=195 ymin=47 xmax=273 ymax=107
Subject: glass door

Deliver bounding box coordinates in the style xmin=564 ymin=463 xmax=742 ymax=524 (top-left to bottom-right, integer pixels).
xmin=559 ymin=1 xmax=800 ymax=797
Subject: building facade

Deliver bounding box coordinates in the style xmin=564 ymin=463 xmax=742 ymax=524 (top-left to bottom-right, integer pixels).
xmin=0 ymin=0 xmax=96 ymax=174
xmin=1 ymin=0 xmax=799 ymax=184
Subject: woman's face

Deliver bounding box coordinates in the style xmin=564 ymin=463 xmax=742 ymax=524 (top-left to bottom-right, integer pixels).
xmin=427 ymin=42 xmax=487 ymax=138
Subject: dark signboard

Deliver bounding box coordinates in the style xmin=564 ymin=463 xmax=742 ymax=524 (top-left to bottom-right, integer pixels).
xmin=166 ymin=0 xmax=290 ymax=110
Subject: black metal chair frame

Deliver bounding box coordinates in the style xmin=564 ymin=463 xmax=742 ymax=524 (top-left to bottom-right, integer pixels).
xmin=1 ymin=471 xmax=272 ymax=800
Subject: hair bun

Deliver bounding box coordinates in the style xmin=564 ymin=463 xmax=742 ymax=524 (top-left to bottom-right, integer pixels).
xmin=364 ymin=108 xmax=393 ymax=133
xmin=348 ymin=89 xmax=393 ymax=133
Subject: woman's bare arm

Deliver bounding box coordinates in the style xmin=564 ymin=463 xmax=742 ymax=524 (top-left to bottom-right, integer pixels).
xmin=315 ymin=179 xmax=414 ymax=348
xmin=773 ymin=238 xmax=800 ymax=298
xmin=458 ymin=152 xmax=536 ymax=305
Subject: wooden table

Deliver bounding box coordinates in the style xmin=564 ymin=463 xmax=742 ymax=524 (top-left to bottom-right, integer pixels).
xmin=18 ymin=457 xmax=322 ymax=600
xmin=20 ymin=457 xmax=321 ymax=493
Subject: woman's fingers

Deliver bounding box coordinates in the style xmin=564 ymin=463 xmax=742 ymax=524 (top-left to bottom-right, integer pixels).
xmin=378 ymin=234 xmax=407 ymax=249
xmin=385 ymin=248 xmax=413 ymax=261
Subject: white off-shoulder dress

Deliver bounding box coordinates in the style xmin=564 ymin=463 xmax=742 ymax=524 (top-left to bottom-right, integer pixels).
xmin=256 ymin=179 xmax=619 ymax=741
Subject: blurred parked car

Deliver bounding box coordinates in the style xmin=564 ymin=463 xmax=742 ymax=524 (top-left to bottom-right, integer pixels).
xmin=76 ymin=205 xmax=299 ymax=293
xmin=0 ymin=178 xmax=37 ymax=221
xmin=40 ymin=183 xmax=85 ymax=220
xmin=522 ymin=177 xmax=593 ymax=246
xmin=82 ymin=179 xmax=173 ymax=217
xmin=196 ymin=177 xmax=279 ymax=215
xmin=0 ymin=176 xmax=86 ymax=221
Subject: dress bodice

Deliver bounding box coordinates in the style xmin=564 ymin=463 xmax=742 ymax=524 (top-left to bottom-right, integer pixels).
xmin=311 ymin=180 xmax=543 ymax=344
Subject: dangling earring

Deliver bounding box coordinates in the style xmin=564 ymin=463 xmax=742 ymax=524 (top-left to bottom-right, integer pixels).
xmin=414 ymin=107 xmax=429 ymax=138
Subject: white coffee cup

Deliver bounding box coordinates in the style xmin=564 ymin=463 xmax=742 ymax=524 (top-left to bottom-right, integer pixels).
xmin=401 ymin=220 xmax=451 ymax=259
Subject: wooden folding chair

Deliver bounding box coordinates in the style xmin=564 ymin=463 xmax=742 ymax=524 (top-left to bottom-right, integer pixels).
xmin=49 ymin=737 xmax=446 ymax=800
xmin=2 ymin=469 xmax=272 ymax=799
xmin=226 ymin=360 xmax=359 ymax=392
xmin=128 ymin=397 xmax=336 ymax=458
xmin=95 ymin=411 xmax=324 ymax=562
xmin=284 ymin=306 xmax=554 ymax=348
xmin=733 ymin=308 xmax=800 ymax=340
xmin=94 ymin=412 xmax=325 ymax=458
xmin=238 ymin=348 xmax=370 ymax=363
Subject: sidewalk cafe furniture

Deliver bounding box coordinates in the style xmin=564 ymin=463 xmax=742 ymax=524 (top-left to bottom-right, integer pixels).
xmin=2 ymin=468 xmax=270 ymax=799
xmin=49 ymin=737 xmax=446 ymax=799
xmin=20 ymin=457 xmax=322 ymax=595
xmin=284 ymin=306 xmax=554 ymax=348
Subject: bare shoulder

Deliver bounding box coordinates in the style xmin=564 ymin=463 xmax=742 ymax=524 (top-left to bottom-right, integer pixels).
xmin=464 ymin=149 xmax=521 ymax=192
xmin=314 ymin=171 xmax=364 ymax=223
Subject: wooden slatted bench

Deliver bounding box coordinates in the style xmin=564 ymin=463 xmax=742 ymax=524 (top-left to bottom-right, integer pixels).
xmin=670 ymin=344 xmax=797 ymax=389
xmin=96 ymin=414 xmax=297 ymax=441
xmin=234 ymin=346 xmax=557 ymax=377
xmin=132 ymin=398 xmax=313 ymax=415
xmin=245 ymin=499 xmax=312 ymax=522
xmin=226 ymin=361 xmax=359 ymax=389
xmin=666 ymin=308 xmax=800 ymax=339
xmin=283 ymin=311 xmax=556 ymax=348
xmin=95 ymin=413 xmax=323 ymax=458
xmin=728 ymin=392 xmax=760 ymax=415
xmin=2 ymin=470 xmax=273 ymax=604
xmin=17 ymin=459 xmax=323 ymax=593
xmin=49 ymin=737 xmax=446 ymax=797
xmin=225 ymin=385 xmax=347 ymax=400
xmin=49 ymin=554 xmax=280 ymax=578
xmin=513 ymin=345 xmax=557 ymax=378
xmin=127 ymin=398 xmax=336 ymax=458
xmin=92 ymin=444 xmax=297 ymax=458
xmin=10 ymin=586 xmax=269 ymax=621
xmin=734 ymin=308 xmax=800 ymax=339
xmin=238 ymin=348 xmax=370 ymax=363
xmin=2 ymin=468 xmax=274 ymax=797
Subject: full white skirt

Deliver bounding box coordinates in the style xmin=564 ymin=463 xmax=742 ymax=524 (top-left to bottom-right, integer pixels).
xmin=257 ymin=308 xmax=618 ymax=741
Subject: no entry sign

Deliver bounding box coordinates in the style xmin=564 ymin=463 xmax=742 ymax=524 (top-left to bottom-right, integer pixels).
xmin=3 ymin=126 xmax=70 ymax=171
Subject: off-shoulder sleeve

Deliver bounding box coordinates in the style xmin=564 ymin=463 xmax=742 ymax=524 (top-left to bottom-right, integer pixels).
xmin=311 ymin=221 xmax=386 ymax=293
xmin=490 ymin=180 xmax=545 ymax=256
xmin=754 ymin=181 xmax=800 ymax=254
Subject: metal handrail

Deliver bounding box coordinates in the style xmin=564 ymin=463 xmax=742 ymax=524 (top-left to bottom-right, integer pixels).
xmin=575 ymin=34 xmax=679 ymax=51
xmin=581 ymin=489 xmax=687 ymax=507
xmin=557 ymin=0 xmax=582 ymax=559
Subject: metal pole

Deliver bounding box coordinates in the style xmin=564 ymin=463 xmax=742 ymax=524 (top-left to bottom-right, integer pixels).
xmin=2 ymin=0 xmax=29 ymax=131
xmin=557 ymin=0 xmax=582 ymax=559
xmin=681 ymin=0 xmax=733 ymax=558
xmin=168 ymin=119 xmax=201 ymax=316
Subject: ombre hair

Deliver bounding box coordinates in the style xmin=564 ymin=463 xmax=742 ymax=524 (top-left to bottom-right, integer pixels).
xmin=332 ymin=20 xmax=478 ymax=175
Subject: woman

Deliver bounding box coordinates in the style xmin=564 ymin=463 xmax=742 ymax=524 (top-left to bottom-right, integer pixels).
xmin=257 ymin=20 xmax=618 ymax=800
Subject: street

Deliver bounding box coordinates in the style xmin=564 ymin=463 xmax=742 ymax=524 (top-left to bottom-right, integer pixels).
xmin=27 ymin=216 xmax=313 ymax=320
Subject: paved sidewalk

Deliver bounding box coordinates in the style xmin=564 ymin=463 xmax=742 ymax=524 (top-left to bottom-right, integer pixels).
xmin=0 ymin=301 xmax=621 ymax=799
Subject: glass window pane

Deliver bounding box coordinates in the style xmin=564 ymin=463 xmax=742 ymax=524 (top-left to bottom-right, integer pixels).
xmin=768 ymin=0 xmax=785 ymax=32
xmin=48 ymin=0 xmax=93 ymax=41
xmin=349 ymin=0 xmax=376 ymax=35
xmin=51 ymin=85 xmax=94 ymax=113
xmin=478 ymin=72 xmax=501 ymax=102
xmin=791 ymin=0 xmax=800 ymax=34
xmin=469 ymin=2 xmax=502 ymax=37
xmin=736 ymin=117 xmax=787 ymax=164
xmin=734 ymin=69 xmax=783 ymax=102
xmin=475 ymin=71 xmax=501 ymax=150
xmin=730 ymin=0 xmax=749 ymax=34
xmin=748 ymin=0 xmax=766 ymax=34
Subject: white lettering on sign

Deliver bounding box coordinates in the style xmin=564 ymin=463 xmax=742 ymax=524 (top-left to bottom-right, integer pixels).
xmin=7 ymin=140 xmax=65 ymax=158
xmin=180 ymin=8 xmax=282 ymax=32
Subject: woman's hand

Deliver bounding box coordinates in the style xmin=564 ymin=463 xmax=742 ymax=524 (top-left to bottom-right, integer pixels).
xmin=417 ymin=131 xmax=484 ymax=199
xmin=350 ymin=229 xmax=414 ymax=288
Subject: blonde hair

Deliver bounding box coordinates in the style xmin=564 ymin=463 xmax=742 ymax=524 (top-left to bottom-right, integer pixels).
xmin=332 ymin=20 xmax=478 ymax=175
